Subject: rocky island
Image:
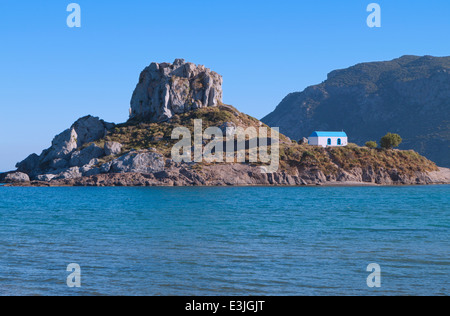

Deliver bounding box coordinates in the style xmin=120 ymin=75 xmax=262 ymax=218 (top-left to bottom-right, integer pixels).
xmin=1 ymin=58 xmax=450 ymax=187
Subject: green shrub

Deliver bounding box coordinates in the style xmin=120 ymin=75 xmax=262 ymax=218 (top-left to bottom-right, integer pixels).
xmin=365 ymin=141 xmax=378 ymax=149
xmin=380 ymin=133 xmax=402 ymax=149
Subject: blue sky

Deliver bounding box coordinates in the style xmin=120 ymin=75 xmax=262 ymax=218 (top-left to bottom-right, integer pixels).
xmin=1 ymin=0 xmax=449 ymax=171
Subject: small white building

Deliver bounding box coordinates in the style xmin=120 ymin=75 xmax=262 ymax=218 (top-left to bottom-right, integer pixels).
xmin=308 ymin=131 xmax=348 ymax=148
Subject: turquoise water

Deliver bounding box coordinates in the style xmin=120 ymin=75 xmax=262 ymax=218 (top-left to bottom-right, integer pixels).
xmin=0 ymin=185 xmax=448 ymax=296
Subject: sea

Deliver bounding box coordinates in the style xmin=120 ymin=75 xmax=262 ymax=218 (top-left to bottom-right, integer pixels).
xmin=0 ymin=185 xmax=448 ymax=296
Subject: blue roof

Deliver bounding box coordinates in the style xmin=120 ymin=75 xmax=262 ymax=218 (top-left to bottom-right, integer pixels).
xmin=309 ymin=131 xmax=347 ymax=137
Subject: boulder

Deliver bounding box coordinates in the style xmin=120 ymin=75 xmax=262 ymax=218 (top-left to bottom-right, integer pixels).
xmin=3 ymin=172 xmax=30 ymax=183
xmin=72 ymin=116 xmax=114 ymax=146
xmin=110 ymin=150 xmax=165 ymax=174
xmin=15 ymin=153 xmax=40 ymax=174
xmin=82 ymin=167 xmax=101 ymax=177
xmin=129 ymin=59 xmax=223 ymax=122
xmin=36 ymin=166 xmax=83 ymax=181
xmin=104 ymin=141 xmax=123 ymax=156
xmin=299 ymin=137 xmax=309 ymax=145
xmin=36 ymin=174 xmax=58 ymax=182
xmin=69 ymin=144 xmax=104 ymax=167
xmin=50 ymin=158 xmax=69 ymax=170
xmin=16 ymin=115 xmax=114 ymax=177
xmin=54 ymin=167 xmax=82 ymax=180
xmin=80 ymin=158 xmax=100 ymax=176
xmin=100 ymin=161 xmax=113 ymax=173
xmin=39 ymin=128 xmax=78 ymax=164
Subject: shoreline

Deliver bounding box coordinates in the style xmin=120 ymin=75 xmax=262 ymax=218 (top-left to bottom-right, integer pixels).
xmin=2 ymin=165 xmax=450 ymax=188
xmin=2 ymin=181 xmax=449 ymax=188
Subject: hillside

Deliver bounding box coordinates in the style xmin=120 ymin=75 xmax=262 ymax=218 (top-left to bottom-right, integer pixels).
xmin=262 ymin=55 xmax=450 ymax=167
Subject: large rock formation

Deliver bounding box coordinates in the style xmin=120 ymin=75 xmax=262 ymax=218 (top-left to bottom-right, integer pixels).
xmin=10 ymin=59 xmax=224 ymax=183
xmin=262 ymin=55 xmax=450 ymax=167
xmin=16 ymin=115 xmax=114 ymax=179
xmin=129 ymin=59 xmax=223 ymax=122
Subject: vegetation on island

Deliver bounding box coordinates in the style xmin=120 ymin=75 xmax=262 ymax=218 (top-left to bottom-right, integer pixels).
xmin=278 ymin=141 xmax=437 ymax=178
xmin=82 ymin=106 xmax=439 ymax=179
xmin=92 ymin=105 xmax=286 ymax=161
xmin=365 ymin=141 xmax=378 ymax=149
xmin=380 ymin=133 xmax=403 ymax=149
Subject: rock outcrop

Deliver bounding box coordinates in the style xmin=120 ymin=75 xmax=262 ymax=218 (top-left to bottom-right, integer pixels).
xmin=109 ymin=150 xmax=165 ymax=174
xmin=6 ymin=163 xmax=450 ymax=187
xmin=129 ymin=59 xmax=223 ymax=122
xmin=15 ymin=115 xmax=114 ymax=180
xmin=104 ymin=141 xmax=123 ymax=156
xmin=2 ymin=172 xmax=30 ymax=183
xmin=69 ymin=144 xmax=104 ymax=167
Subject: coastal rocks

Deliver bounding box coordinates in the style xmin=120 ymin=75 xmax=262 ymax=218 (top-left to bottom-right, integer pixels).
xmin=36 ymin=166 xmax=83 ymax=181
xmin=104 ymin=141 xmax=123 ymax=156
xmin=2 ymin=172 xmax=30 ymax=183
xmin=79 ymin=158 xmax=100 ymax=175
xmin=110 ymin=150 xmax=165 ymax=174
xmin=55 ymin=167 xmax=83 ymax=180
xmin=129 ymin=59 xmax=223 ymax=122
xmin=82 ymin=167 xmax=101 ymax=177
xmin=50 ymin=158 xmax=69 ymax=170
xmin=336 ymin=170 xmax=358 ymax=182
xmin=72 ymin=116 xmax=114 ymax=146
xmin=100 ymin=161 xmax=113 ymax=173
xmin=20 ymin=115 xmax=112 ymax=167
xmin=15 ymin=115 xmax=114 ymax=178
xmin=297 ymin=169 xmax=327 ymax=184
xmin=15 ymin=154 xmax=40 ymax=175
xmin=69 ymin=144 xmax=104 ymax=167
xmin=79 ymin=160 xmax=113 ymax=178
xmin=39 ymin=128 xmax=78 ymax=164
xmin=426 ymin=167 xmax=450 ymax=184
xmin=6 ymin=162 xmax=450 ymax=187
xmin=36 ymin=174 xmax=58 ymax=182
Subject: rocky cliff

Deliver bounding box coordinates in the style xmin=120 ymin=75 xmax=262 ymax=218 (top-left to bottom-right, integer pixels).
xmin=262 ymin=55 xmax=450 ymax=167
xmin=129 ymin=59 xmax=223 ymax=122
xmin=14 ymin=115 xmax=115 ymax=180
